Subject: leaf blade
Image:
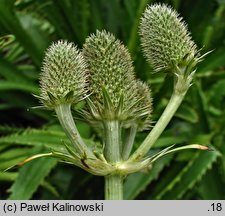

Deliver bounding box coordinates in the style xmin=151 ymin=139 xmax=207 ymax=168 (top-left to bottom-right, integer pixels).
xmin=8 ymin=155 xmax=57 ymax=200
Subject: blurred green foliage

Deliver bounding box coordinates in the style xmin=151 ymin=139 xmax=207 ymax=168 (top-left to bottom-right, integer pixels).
xmin=0 ymin=0 xmax=225 ymax=199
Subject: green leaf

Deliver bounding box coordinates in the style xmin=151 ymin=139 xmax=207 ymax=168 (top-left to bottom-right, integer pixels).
xmin=0 ymin=81 xmax=38 ymax=94
xmin=40 ymin=180 xmax=60 ymax=198
xmin=0 ymin=127 xmax=95 ymax=154
xmin=124 ymin=155 xmax=173 ymax=199
xmin=198 ymin=48 xmax=225 ymax=72
xmin=175 ymin=104 xmax=199 ymax=123
xmin=127 ymin=0 xmax=150 ymax=54
xmin=0 ymin=125 xmax=23 ymax=134
xmin=39 ymin=0 xmax=77 ymax=42
xmin=0 ymin=34 xmax=15 ymax=48
xmin=8 ymin=152 xmax=57 ymax=199
xmin=0 ymin=0 xmax=43 ymax=66
xmin=0 ymin=172 xmax=18 ymax=181
xmin=77 ymin=0 xmax=90 ymax=41
xmin=153 ymin=129 xmax=188 ymax=148
xmin=123 ymin=0 xmax=137 ymax=19
xmin=0 ymin=56 xmax=30 ymax=82
xmin=150 ymin=150 xmax=219 ymax=199
xmin=154 ymin=135 xmax=187 ymax=148
xmin=0 ymin=148 xmax=33 ymax=170
xmin=0 ymin=144 xmax=8 ymax=152
xmin=208 ymin=80 xmax=225 ymax=107
xmin=0 ymin=129 xmax=68 ymax=152
xmin=197 ymin=167 xmax=225 ymax=199
xmin=190 ymin=134 xmax=213 ymax=145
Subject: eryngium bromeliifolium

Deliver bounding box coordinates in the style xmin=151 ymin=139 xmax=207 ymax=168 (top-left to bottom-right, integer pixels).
xmin=40 ymin=40 xmax=88 ymax=108
xmin=82 ymin=30 xmax=143 ymax=122
xmin=140 ymin=3 xmax=198 ymax=72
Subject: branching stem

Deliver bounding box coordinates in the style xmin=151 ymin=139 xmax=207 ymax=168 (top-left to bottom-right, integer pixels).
xmin=103 ymin=121 xmax=123 ymax=200
xmin=129 ymin=76 xmax=188 ymax=161
xmin=122 ymin=125 xmax=137 ymax=160
xmin=55 ymin=104 xmax=95 ymax=158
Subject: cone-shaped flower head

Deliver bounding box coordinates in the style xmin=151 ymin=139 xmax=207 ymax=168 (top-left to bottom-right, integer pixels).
xmin=40 ymin=40 xmax=88 ymax=108
xmin=140 ymin=3 xmax=198 ymax=72
xmin=135 ymin=81 xmax=153 ymax=131
xmin=82 ymin=30 xmax=139 ymax=121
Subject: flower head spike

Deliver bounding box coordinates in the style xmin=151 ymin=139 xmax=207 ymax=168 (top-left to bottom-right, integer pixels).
xmin=82 ymin=30 xmax=140 ymax=122
xmin=39 ymin=40 xmax=88 ymax=108
xmin=140 ymin=3 xmax=198 ymax=72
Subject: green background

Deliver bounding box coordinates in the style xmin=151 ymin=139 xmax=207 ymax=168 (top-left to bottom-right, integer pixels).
xmin=0 ymin=0 xmax=225 ymax=199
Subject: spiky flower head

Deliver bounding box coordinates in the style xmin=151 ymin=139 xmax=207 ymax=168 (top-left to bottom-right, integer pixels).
xmin=140 ymin=3 xmax=198 ymax=72
xmin=40 ymin=40 xmax=88 ymax=108
xmin=135 ymin=81 xmax=153 ymax=131
xmin=82 ymin=30 xmax=139 ymax=121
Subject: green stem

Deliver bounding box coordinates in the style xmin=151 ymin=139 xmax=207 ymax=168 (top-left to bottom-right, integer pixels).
xmin=55 ymin=104 xmax=95 ymax=158
xmin=129 ymin=90 xmax=187 ymax=161
xmin=103 ymin=121 xmax=121 ymax=162
xmin=103 ymin=121 xmax=123 ymax=200
xmin=122 ymin=125 xmax=137 ymax=160
xmin=105 ymin=175 xmax=123 ymax=200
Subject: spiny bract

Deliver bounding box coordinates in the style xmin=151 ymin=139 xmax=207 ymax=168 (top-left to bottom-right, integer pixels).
xmin=140 ymin=3 xmax=198 ymax=72
xmin=40 ymin=40 xmax=88 ymax=108
xmin=82 ymin=30 xmax=139 ymax=121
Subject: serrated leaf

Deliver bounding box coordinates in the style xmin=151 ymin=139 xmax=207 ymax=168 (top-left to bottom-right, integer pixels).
xmin=152 ymin=150 xmax=219 ymax=199
xmin=197 ymin=167 xmax=225 ymax=199
xmin=0 ymin=128 xmax=95 ymax=154
xmin=0 ymin=129 xmax=68 ymax=152
xmin=124 ymin=155 xmax=173 ymax=200
xmin=8 ymin=151 xmax=57 ymax=199
xmin=0 ymin=125 xmax=23 ymax=134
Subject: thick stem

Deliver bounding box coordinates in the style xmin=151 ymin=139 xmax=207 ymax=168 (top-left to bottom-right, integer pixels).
xmin=103 ymin=121 xmax=121 ymax=162
xmin=122 ymin=125 xmax=137 ymax=160
xmin=105 ymin=175 xmax=123 ymax=200
xmin=55 ymin=104 xmax=95 ymax=158
xmin=129 ymin=91 xmax=187 ymax=161
xmin=103 ymin=121 xmax=123 ymax=200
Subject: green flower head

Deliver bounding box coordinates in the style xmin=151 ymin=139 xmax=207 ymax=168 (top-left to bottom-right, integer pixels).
xmin=82 ymin=30 xmax=140 ymax=122
xmin=135 ymin=81 xmax=153 ymax=131
xmin=140 ymin=3 xmax=198 ymax=72
xmin=40 ymin=40 xmax=88 ymax=108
